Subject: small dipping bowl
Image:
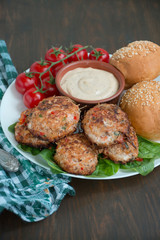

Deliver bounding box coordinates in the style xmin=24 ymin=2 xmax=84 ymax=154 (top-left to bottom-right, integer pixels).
xmin=55 ymin=60 xmax=125 ymax=106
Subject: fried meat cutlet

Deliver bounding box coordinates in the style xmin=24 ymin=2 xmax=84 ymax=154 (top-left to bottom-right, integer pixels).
xmin=103 ymin=126 xmax=139 ymax=163
xmin=54 ymin=133 xmax=98 ymax=175
xmin=82 ymin=104 xmax=130 ymax=147
xmin=15 ymin=109 xmax=50 ymax=149
xmin=27 ymin=96 xmax=80 ymax=143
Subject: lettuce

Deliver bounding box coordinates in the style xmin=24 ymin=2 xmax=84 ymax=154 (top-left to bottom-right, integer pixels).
xmin=120 ymin=158 xmax=155 ymax=176
xmin=39 ymin=147 xmax=64 ymax=174
xmin=138 ymin=136 xmax=160 ymax=159
xmin=120 ymin=136 xmax=160 ymax=176
xmin=8 ymin=123 xmax=160 ymax=177
xmin=18 ymin=144 xmax=41 ymax=156
xmin=8 ymin=122 xmax=17 ymax=133
xmin=18 ymin=143 xmax=64 ymax=174
xmin=90 ymin=156 xmax=120 ymax=177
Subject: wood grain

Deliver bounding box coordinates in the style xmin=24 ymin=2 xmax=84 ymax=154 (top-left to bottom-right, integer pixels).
xmin=0 ymin=0 xmax=160 ymax=239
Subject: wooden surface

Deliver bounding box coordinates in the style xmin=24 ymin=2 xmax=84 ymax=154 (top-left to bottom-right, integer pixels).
xmin=0 ymin=0 xmax=160 ymax=239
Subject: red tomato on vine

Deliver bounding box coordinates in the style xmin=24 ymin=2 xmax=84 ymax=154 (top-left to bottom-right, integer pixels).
xmin=45 ymin=46 xmax=67 ymax=71
xmin=15 ymin=72 xmax=39 ymax=95
xmin=23 ymin=87 xmax=45 ymax=108
xmin=41 ymin=76 xmax=60 ymax=97
xmin=67 ymin=44 xmax=88 ymax=63
xmin=89 ymin=48 xmax=110 ymax=63
xmin=30 ymin=60 xmax=51 ymax=80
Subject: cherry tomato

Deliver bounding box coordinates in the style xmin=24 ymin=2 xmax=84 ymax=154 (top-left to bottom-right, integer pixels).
xmin=89 ymin=48 xmax=110 ymax=63
xmin=30 ymin=60 xmax=51 ymax=80
xmin=45 ymin=46 xmax=67 ymax=71
xmin=23 ymin=87 xmax=45 ymax=108
xmin=15 ymin=72 xmax=39 ymax=95
xmin=41 ymin=76 xmax=60 ymax=97
xmin=67 ymin=44 xmax=88 ymax=63
xmin=51 ymin=64 xmax=63 ymax=78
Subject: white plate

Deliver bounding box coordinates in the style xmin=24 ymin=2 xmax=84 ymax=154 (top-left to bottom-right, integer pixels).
xmin=1 ymin=76 xmax=160 ymax=180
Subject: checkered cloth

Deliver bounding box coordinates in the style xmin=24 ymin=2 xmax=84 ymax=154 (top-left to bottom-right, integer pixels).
xmin=0 ymin=40 xmax=75 ymax=222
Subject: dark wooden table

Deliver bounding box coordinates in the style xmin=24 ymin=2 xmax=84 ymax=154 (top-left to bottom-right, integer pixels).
xmin=0 ymin=0 xmax=160 ymax=239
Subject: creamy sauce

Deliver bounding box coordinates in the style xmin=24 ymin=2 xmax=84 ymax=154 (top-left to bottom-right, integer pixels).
xmin=60 ymin=67 xmax=119 ymax=100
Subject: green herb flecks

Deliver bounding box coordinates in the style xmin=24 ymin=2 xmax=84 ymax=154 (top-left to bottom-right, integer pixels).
xmin=7 ymin=121 xmax=160 ymax=177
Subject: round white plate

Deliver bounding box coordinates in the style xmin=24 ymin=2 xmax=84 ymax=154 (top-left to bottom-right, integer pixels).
xmin=1 ymin=76 xmax=160 ymax=180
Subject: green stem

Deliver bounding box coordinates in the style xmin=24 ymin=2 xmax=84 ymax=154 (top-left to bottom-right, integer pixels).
xmin=39 ymin=45 xmax=89 ymax=79
xmin=30 ymin=45 xmax=90 ymax=93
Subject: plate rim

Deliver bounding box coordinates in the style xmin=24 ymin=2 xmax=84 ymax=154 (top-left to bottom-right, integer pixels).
xmin=1 ymin=76 xmax=160 ymax=180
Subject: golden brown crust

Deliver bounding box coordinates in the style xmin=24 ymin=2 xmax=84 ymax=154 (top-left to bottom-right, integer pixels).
xmin=82 ymin=104 xmax=130 ymax=147
xmin=110 ymin=41 xmax=160 ymax=89
xmin=103 ymin=126 xmax=139 ymax=163
xmin=54 ymin=133 xmax=98 ymax=175
xmin=120 ymin=80 xmax=160 ymax=140
xmin=27 ymin=96 xmax=80 ymax=143
xmin=15 ymin=109 xmax=50 ymax=149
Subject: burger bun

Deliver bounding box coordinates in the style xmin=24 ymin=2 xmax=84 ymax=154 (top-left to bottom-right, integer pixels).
xmin=110 ymin=41 xmax=160 ymax=89
xmin=120 ymin=80 xmax=160 ymax=141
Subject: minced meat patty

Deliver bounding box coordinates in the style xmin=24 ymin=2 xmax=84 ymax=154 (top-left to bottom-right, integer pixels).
xmin=27 ymin=96 xmax=80 ymax=143
xmin=15 ymin=109 xmax=50 ymax=149
xmin=103 ymin=126 xmax=139 ymax=163
xmin=82 ymin=104 xmax=130 ymax=147
xmin=54 ymin=133 xmax=98 ymax=175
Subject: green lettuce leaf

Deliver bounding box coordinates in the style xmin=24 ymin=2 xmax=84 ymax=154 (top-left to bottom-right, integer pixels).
xmin=39 ymin=147 xmax=65 ymax=174
xmin=8 ymin=122 xmax=17 ymax=133
xmin=120 ymin=136 xmax=160 ymax=176
xmin=138 ymin=136 xmax=160 ymax=159
xmin=7 ymin=122 xmax=160 ymax=177
xmin=120 ymin=158 xmax=155 ymax=176
xmin=18 ymin=144 xmax=41 ymax=156
xmin=90 ymin=156 xmax=120 ymax=177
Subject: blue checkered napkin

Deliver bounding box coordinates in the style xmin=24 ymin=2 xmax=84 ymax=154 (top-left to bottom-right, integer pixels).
xmin=0 ymin=40 xmax=75 ymax=222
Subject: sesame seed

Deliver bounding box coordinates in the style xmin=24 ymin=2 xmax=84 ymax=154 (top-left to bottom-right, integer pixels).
xmin=120 ymin=81 xmax=160 ymax=107
xmin=111 ymin=40 xmax=159 ymax=60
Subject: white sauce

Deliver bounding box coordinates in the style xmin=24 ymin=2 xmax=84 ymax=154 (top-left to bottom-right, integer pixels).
xmin=60 ymin=67 xmax=119 ymax=100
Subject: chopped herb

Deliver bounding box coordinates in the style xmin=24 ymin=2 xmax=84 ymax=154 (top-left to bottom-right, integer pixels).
xmin=114 ymin=131 xmax=119 ymax=136
xmin=124 ymin=142 xmax=129 ymax=149
xmin=39 ymin=114 xmax=43 ymax=117
xmin=62 ymin=126 xmax=66 ymax=130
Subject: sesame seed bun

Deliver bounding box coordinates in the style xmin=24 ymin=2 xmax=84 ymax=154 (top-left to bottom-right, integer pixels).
xmin=110 ymin=41 xmax=160 ymax=89
xmin=120 ymin=81 xmax=160 ymax=140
